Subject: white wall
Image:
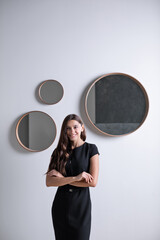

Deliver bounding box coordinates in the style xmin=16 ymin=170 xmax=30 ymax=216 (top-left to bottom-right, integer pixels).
xmin=1 ymin=0 xmax=160 ymax=240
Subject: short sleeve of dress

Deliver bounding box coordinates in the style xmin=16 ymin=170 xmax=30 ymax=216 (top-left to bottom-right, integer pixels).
xmin=89 ymin=144 xmax=100 ymax=158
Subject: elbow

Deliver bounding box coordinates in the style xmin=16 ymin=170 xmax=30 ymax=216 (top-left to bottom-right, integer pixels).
xmin=92 ymin=183 xmax=96 ymax=187
xmin=46 ymin=179 xmax=51 ymax=187
xmin=46 ymin=178 xmax=58 ymax=187
xmin=46 ymin=175 xmax=54 ymax=187
xmin=91 ymin=180 xmax=97 ymax=187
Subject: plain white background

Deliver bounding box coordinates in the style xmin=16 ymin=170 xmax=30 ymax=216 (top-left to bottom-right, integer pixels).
xmin=1 ymin=0 xmax=160 ymax=239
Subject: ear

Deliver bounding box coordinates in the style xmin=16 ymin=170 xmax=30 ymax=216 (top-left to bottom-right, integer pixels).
xmin=81 ymin=124 xmax=84 ymax=132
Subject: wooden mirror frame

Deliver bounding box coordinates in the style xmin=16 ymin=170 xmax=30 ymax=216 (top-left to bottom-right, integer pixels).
xmin=16 ymin=111 xmax=57 ymax=152
xmin=85 ymin=73 xmax=149 ymax=136
xmin=38 ymin=79 xmax=64 ymax=105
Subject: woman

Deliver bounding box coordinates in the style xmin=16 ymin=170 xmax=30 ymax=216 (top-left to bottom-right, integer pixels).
xmin=46 ymin=114 xmax=99 ymax=240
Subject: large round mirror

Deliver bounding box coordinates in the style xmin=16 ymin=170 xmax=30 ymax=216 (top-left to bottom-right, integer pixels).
xmin=16 ymin=111 xmax=57 ymax=151
xmin=85 ymin=73 xmax=149 ymax=136
xmin=39 ymin=80 xmax=64 ymax=104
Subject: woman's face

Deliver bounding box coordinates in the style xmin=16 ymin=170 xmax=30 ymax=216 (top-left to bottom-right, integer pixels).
xmin=66 ymin=120 xmax=84 ymax=142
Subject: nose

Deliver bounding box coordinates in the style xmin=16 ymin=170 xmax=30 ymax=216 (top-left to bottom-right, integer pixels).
xmin=71 ymin=128 xmax=75 ymax=133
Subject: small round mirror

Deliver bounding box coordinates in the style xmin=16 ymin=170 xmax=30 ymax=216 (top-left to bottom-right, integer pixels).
xmin=16 ymin=111 xmax=57 ymax=151
xmin=85 ymin=73 xmax=149 ymax=136
xmin=39 ymin=80 xmax=64 ymax=104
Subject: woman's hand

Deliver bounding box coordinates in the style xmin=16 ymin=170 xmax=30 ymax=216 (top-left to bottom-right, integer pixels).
xmin=47 ymin=169 xmax=64 ymax=178
xmin=76 ymin=171 xmax=94 ymax=183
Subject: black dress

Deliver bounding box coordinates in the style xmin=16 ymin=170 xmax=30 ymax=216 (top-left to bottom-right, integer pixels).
xmin=51 ymin=142 xmax=99 ymax=240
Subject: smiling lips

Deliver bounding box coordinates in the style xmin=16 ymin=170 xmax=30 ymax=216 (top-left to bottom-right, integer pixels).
xmin=70 ymin=134 xmax=77 ymax=138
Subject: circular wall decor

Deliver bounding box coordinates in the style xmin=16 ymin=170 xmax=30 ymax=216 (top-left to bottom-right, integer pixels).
xmin=38 ymin=80 xmax=64 ymax=104
xmin=85 ymin=73 xmax=149 ymax=136
xmin=16 ymin=111 xmax=57 ymax=151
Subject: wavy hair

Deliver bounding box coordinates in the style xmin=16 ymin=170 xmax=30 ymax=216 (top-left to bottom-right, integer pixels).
xmin=46 ymin=114 xmax=86 ymax=176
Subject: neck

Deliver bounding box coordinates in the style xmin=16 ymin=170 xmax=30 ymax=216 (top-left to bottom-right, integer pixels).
xmin=71 ymin=139 xmax=84 ymax=149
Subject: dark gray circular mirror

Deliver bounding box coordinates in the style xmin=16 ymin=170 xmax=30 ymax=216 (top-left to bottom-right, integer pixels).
xmin=85 ymin=73 xmax=149 ymax=136
xmin=16 ymin=111 xmax=57 ymax=151
xmin=39 ymin=80 xmax=64 ymax=104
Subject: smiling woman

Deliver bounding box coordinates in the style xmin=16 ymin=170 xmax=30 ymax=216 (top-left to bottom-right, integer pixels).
xmin=66 ymin=120 xmax=84 ymax=143
xmin=45 ymin=114 xmax=100 ymax=240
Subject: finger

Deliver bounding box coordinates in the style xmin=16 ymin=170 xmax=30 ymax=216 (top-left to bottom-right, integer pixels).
xmin=83 ymin=173 xmax=93 ymax=183
xmin=87 ymin=176 xmax=91 ymax=183
xmin=84 ymin=176 xmax=88 ymax=183
xmin=89 ymin=177 xmax=92 ymax=182
xmin=87 ymin=175 xmax=93 ymax=182
xmin=48 ymin=173 xmax=54 ymax=176
xmin=88 ymin=175 xmax=93 ymax=182
xmin=85 ymin=174 xmax=91 ymax=183
xmin=48 ymin=172 xmax=52 ymax=176
xmin=48 ymin=171 xmax=57 ymax=176
xmin=86 ymin=173 xmax=93 ymax=178
xmin=88 ymin=175 xmax=93 ymax=180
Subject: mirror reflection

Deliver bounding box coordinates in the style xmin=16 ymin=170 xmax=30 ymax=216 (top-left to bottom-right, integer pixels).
xmin=85 ymin=73 xmax=149 ymax=136
xmin=16 ymin=111 xmax=57 ymax=151
xmin=39 ymin=80 xmax=64 ymax=104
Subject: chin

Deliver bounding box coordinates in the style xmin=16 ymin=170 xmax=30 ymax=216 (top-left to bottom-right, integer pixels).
xmin=70 ymin=137 xmax=77 ymax=141
xmin=69 ymin=135 xmax=79 ymax=141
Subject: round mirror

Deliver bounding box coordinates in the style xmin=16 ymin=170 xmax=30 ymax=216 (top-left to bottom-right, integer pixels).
xmin=16 ymin=111 xmax=57 ymax=151
xmin=85 ymin=73 xmax=149 ymax=136
xmin=39 ymin=80 xmax=64 ymax=104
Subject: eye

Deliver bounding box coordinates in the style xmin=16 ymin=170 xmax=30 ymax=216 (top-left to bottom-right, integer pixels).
xmin=74 ymin=125 xmax=78 ymax=129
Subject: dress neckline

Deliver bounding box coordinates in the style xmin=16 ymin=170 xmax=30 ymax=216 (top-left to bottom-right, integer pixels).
xmin=72 ymin=142 xmax=86 ymax=150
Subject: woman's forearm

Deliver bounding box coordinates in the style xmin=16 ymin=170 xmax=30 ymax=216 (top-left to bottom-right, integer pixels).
xmin=46 ymin=170 xmax=95 ymax=187
xmin=46 ymin=175 xmax=77 ymax=187
xmin=70 ymin=180 xmax=96 ymax=187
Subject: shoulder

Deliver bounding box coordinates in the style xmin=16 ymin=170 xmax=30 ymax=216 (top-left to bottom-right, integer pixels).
xmin=85 ymin=142 xmax=98 ymax=148
xmin=85 ymin=142 xmax=100 ymax=158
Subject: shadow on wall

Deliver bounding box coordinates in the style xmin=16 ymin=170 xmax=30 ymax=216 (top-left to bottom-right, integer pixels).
xmin=9 ymin=115 xmax=32 ymax=154
xmin=79 ymin=75 xmax=112 ymax=139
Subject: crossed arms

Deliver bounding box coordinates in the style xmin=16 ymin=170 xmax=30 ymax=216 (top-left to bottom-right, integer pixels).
xmin=46 ymin=154 xmax=99 ymax=188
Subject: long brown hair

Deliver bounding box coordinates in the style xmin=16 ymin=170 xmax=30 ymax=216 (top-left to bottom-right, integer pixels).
xmin=46 ymin=114 xmax=86 ymax=176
